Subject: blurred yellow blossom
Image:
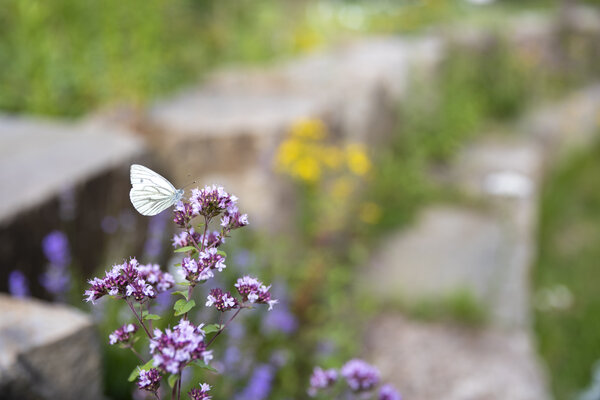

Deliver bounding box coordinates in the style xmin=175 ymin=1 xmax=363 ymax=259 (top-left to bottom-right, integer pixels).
xmin=359 ymin=202 xmax=382 ymax=224
xmin=294 ymin=156 xmax=321 ymax=183
xmin=291 ymin=118 xmax=326 ymax=140
xmin=346 ymin=144 xmax=371 ymax=176
xmin=332 ymin=177 xmax=354 ymax=200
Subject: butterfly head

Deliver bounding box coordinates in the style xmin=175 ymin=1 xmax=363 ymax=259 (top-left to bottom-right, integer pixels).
xmin=174 ymin=189 xmax=184 ymax=203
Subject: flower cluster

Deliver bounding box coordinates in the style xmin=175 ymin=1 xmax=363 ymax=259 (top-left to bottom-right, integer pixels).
xmin=172 ymin=229 xmax=223 ymax=249
xmin=189 ymin=383 xmax=212 ymax=400
xmin=173 ymin=185 xmax=247 ymax=227
xmin=234 ymin=276 xmax=278 ymax=310
xmin=109 ymin=323 xmax=138 ymax=345
xmin=41 ymin=230 xmax=72 ymax=299
xmin=84 ymin=258 xmax=174 ymax=304
xmin=137 ymin=368 xmax=161 ymax=392
xmin=308 ymin=367 xmax=338 ymax=396
xmin=341 ymin=359 xmax=380 ymax=392
xmin=308 ymin=359 xmax=400 ymax=399
xmin=149 ymin=320 xmax=212 ymax=375
xmin=206 ymin=288 xmax=238 ymax=312
xmin=379 ymin=384 xmax=402 ymax=400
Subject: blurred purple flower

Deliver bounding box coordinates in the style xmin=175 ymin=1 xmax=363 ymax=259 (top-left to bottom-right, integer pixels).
xmin=101 ymin=216 xmax=119 ymax=234
xmin=42 ymin=231 xmax=70 ymax=267
xmin=144 ymin=211 xmax=169 ymax=259
xmin=233 ymin=249 xmax=254 ymax=269
xmin=40 ymin=264 xmax=71 ymax=299
xmin=119 ymin=210 xmax=137 ymax=232
xmin=8 ymin=270 xmax=30 ymax=298
xmin=235 ymin=364 xmax=274 ymax=400
xmin=379 ymin=384 xmax=402 ymax=400
xmin=263 ymin=306 xmax=298 ymax=335
xmin=341 ymin=359 xmax=380 ymax=392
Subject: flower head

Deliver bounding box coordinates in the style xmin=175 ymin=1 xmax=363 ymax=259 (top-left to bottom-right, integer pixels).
xmin=149 ymin=320 xmax=208 ymax=375
xmin=109 ymin=323 xmax=138 ymax=345
xmin=308 ymin=367 xmax=338 ymax=397
xmin=234 ymin=276 xmax=278 ymax=310
xmin=84 ymin=259 xmax=174 ymax=304
xmin=341 ymin=359 xmax=380 ymax=392
xmin=206 ymin=288 xmax=239 ymax=312
xmin=8 ymin=270 xmax=30 ymax=298
xmin=379 ymin=384 xmax=402 ymax=400
xmin=189 ymin=383 xmax=212 ymax=400
xmin=42 ymin=231 xmax=71 ymax=267
xmin=137 ymin=368 xmax=161 ymax=392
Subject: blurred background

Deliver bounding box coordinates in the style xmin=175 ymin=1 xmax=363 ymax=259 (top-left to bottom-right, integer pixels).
xmin=1 ymin=0 xmax=600 ymax=399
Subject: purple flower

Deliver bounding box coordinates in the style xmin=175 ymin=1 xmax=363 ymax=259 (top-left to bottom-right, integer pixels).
xmin=137 ymin=368 xmax=161 ymax=392
xmin=263 ymin=306 xmax=298 ymax=334
xmin=206 ymin=288 xmax=239 ymax=312
xmin=42 ymin=231 xmax=70 ymax=267
xmin=234 ymin=276 xmax=278 ymax=310
xmin=101 ymin=216 xmax=119 ymax=234
xmin=149 ymin=320 xmax=209 ymax=375
xmin=181 ymin=257 xmax=213 ymax=283
xmin=308 ymin=367 xmax=338 ymax=397
xmin=8 ymin=270 xmax=30 ymax=298
xmin=190 ymin=185 xmax=238 ymax=219
xmin=341 ymin=359 xmax=380 ymax=392
xmin=40 ymin=263 xmax=71 ymax=298
xmin=84 ymin=258 xmax=174 ymax=304
xmin=379 ymin=384 xmax=401 ymax=400
xmin=189 ymin=383 xmax=212 ymax=400
xmin=235 ymin=364 xmax=274 ymax=400
xmin=109 ymin=323 xmax=138 ymax=345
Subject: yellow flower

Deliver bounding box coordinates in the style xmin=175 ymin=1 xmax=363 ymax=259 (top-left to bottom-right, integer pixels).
xmin=294 ymin=156 xmax=321 ymax=183
xmin=291 ymin=118 xmax=327 ymax=140
xmin=320 ymin=145 xmax=344 ymax=170
xmin=346 ymin=144 xmax=371 ymax=176
xmin=331 ymin=177 xmax=354 ymax=200
xmin=359 ymin=202 xmax=381 ymax=224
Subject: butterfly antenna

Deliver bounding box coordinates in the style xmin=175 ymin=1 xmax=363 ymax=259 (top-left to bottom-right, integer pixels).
xmin=182 ymin=180 xmax=197 ymax=189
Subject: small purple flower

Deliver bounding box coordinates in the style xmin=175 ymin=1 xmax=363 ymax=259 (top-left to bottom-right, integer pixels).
xmin=149 ymin=320 xmax=209 ymax=375
xmin=190 ymin=185 xmax=238 ymax=219
xmin=235 ymin=364 xmax=274 ymax=400
xmin=379 ymin=384 xmax=401 ymax=400
xmin=101 ymin=216 xmax=119 ymax=234
xmin=308 ymin=366 xmax=338 ymax=397
xmin=42 ymin=231 xmax=70 ymax=267
xmin=263 ymin=306 xmax=298 ymax=334
xmin=181 ymin=257 xmax=213 ymax=283
xmin=234 ymin=276 xmax=278 ymax=310
xmin=137 ymin=368 xmax=161 ymax=392
xmin=8 ymin=270 xmax=30 ymax=298
xmin=189 ymin=383 xmax=212 ymax=400
xmin=199 ymin=247 xmax=226 ymax=272
xmin=109 ymin=323 xmax=138 ymax=345
xmin=84 ymin=258 xmax=174 ymax=304
xmin=206 ymin=288 xmax=239 ymax=312
xmin=40 ymin=263 xmax=71 ymax=299
xmin=341 ymin=359 xmax=380 ymax=392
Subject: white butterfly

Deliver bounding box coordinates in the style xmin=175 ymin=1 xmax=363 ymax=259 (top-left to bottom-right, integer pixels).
xmin=129 ymin=164 xmax=184 ymax=216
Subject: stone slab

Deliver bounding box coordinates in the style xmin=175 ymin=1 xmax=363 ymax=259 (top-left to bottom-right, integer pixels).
xmin=366 ymin=315 xmax=550 ymax=400
xmin=0 ymin=115 xmax=146 ymax=226
xmin=0 ymin=294 xmax=103 ymax=400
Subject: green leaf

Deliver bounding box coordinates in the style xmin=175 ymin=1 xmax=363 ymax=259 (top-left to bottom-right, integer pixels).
xmin=203 ymin=324 xmax=222 ymax=334
xmin=192 ymin=360 xmax=219 ymax=373
xmin=174 ymin=246 xmax=196 ymax=253
xmin=143 ymin=313 xmax=161 ymax=321
xmin=217 ymin=250 xmax=227 ymax=257
xmin=168 ymin=374 xmax=179 ymax=388
xmin=128 ymin=359 xmax=154 ymax=382
xmin=176 ymin=281 xmax=192 ymax=286
xmin=174 ymin=299 xmax=196 ymax=316
xmin=172 ymin=290 xmax=190 ymax=301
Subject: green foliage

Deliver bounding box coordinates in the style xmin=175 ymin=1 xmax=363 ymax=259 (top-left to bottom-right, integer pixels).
xmin=534 ymin=139 xmax=600 ymax=399
xmin=407 ymin=289 xmax=487 ymax=326
xmin=0 ymin=0 xmax=305 ymax=116
xmin=173 ymin=298 xmax=196 ymax=316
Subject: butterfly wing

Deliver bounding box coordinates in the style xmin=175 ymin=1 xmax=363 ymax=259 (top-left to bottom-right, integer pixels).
xmin=130 ymin=164 xmax=179 ymax=216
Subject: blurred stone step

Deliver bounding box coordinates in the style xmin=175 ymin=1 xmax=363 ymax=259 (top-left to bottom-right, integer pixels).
xmin=0 ymin=294 xmax=103 ymax=400
xmin=367 ymin=315 xmax=550 ymax=400
xmin=0 ymin=115 xmax=148 ymax=296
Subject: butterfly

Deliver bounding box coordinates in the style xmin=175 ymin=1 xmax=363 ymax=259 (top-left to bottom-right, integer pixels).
xmin=129 ymin=164 xmax=184 ymax=216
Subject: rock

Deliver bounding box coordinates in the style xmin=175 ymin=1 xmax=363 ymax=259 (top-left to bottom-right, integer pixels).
xmin=366 ymin=315 xmax=551 ymax=400
xmin=0 ymin=115 xmax=148 ymax=296
xmin=0 ymin=294 xmax=103 ymax=400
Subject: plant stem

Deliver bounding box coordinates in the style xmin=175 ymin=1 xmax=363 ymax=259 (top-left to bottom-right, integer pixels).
xmin=206 ymin=307 xmax=243 ymax=347
xmin=126 ymin=299 xmax=152 ymax=338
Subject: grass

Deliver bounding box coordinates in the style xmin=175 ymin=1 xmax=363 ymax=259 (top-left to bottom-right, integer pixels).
xmin=534 ymin=139 xmax=600 ymax=399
